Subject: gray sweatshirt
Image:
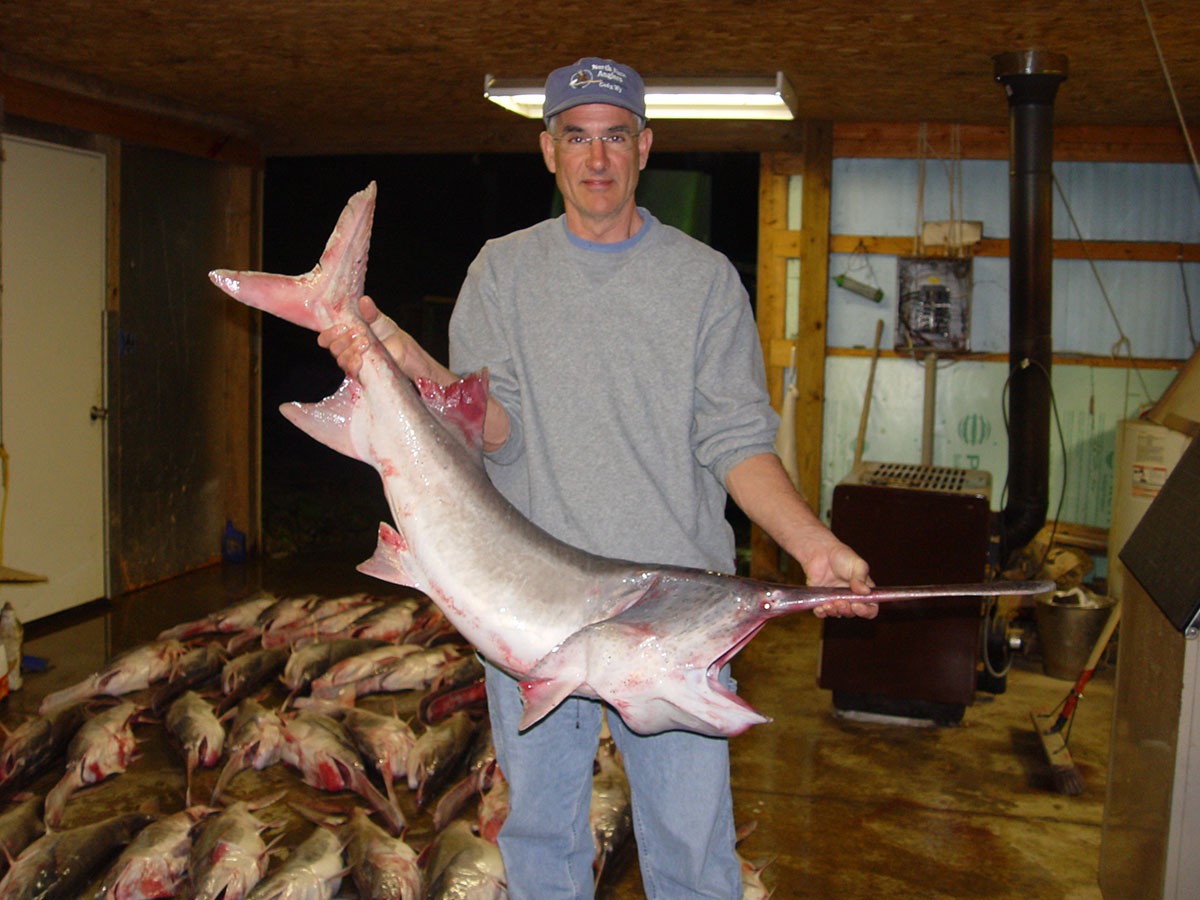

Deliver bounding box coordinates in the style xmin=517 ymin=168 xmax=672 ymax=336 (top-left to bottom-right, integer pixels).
xmin=448 ymin=211 xmax=778 ymax=573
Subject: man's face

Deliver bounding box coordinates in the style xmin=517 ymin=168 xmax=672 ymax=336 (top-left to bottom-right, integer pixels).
xmin=539 ymin=104 xmax=652 ymax=236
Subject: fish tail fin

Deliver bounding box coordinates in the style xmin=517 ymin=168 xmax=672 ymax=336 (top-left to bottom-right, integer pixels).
xmin=208 ymin=269 xmax=329 ymax=331
xmin=209 ymin=182 xmax=377 ymax=332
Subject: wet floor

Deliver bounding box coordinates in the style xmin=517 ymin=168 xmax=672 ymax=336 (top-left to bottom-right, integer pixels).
xmin=6 ymin=549 xmax=1111 ymax=899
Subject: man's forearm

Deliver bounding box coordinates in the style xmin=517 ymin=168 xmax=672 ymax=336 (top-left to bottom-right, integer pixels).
xmin=725 ymin=452 xmax=871 ymax=593
xmin=381 ymin=332 xmax=511 ymax=453
xmin=725 ymin=452 xmax=828 ymax=554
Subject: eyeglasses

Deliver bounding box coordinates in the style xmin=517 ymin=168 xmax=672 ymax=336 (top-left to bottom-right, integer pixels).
xmin=552 ymin=132 xmax=641 ymax=153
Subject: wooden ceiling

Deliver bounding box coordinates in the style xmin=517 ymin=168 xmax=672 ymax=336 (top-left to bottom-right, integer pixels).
xmin=1 ymin=1 xmax=1198 ymax=157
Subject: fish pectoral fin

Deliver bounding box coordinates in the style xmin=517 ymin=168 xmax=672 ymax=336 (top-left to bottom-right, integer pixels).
xmin=516 ymin=675 xmax=581 ymax=732
xmin=415 ymin=369 xmax=489 ymax=452
xmin=357 ymin=522 xmax=426 ymax=591
xmin=279 ymin=378 xmax=365 ymax=462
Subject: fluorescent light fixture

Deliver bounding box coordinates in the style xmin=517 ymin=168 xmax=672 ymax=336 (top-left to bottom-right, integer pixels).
xmin=484 ymin=72 xmax=797 ymax=121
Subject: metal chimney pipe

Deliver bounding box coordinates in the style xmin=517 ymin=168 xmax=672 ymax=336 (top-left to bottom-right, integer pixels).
xmin=993 ymin=50 xmax=1068 ymax=562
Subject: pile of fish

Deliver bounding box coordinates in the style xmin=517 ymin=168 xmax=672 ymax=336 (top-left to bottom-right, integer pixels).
xmin=0 ymin=589 xmax=656 ymax=899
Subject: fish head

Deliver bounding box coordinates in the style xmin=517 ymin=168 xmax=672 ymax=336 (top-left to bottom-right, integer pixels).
xmin=519 ymin=617 xmax=770 ymax=738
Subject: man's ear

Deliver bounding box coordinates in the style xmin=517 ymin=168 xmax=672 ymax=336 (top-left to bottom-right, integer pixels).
xmin=539 ymin=131 xmax=557 ymax=174
xmin=637 ymin=127 xmax=653 ymax=171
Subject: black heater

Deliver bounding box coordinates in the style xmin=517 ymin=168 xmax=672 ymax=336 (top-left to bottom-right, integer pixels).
xmin=818 ymin=463 xmax=993 ymax=724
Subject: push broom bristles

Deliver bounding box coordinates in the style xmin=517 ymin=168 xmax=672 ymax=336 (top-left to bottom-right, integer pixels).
xmin=1031 ymin=708 xmax=1084 ymax=795
xmin=1031 ymin=599 xmax=1121 ymax=796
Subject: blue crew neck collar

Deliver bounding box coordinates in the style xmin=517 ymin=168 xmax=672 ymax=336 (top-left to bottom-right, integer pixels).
xmin=562 ymin=209 xmax=652 ymax=252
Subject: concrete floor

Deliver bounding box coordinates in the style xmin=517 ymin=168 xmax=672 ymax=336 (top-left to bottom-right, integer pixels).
xmin=7 ymin=549 xmax=1113 ymax=899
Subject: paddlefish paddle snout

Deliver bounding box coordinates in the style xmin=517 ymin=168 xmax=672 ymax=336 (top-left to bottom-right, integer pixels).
xmin=757 ymin=580 xmax=1056 ymax=616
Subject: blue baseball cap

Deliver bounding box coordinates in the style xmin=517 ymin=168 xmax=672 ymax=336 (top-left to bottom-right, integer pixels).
xmin=542 ymin=58 xmax=646 ymax=124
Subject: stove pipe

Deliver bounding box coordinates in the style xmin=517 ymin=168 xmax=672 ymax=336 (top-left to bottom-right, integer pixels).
xmin=993 ymin=51 xmax=1068 ymax=562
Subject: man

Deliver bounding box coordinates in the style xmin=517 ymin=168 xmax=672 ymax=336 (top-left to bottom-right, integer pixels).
xmin=322 ymin=57 xmax=874 ymax=900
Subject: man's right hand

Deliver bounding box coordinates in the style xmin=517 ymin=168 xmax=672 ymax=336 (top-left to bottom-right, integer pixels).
xmin=317 ymin=295 xmax=512 ymax=453
xmin=318 ymin=295 xmax=437 ymax=384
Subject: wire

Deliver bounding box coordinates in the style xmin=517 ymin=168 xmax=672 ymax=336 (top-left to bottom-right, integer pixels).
xmin=1140 ymin=0 xmax=1200 ymax=191
xmin=1181 ymin=255 xmax=1198 ymax=350
xmin=998 ymin=357 xmax=1069 ymax=572
xmin=1052 ymin=175 xmax=1154 ymax=400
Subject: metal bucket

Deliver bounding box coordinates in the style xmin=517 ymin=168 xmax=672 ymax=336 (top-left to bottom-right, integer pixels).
xmin=1034 ymin=588 xmax=1116 ymax=680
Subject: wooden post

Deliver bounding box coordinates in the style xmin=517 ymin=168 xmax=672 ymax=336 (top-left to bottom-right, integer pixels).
xmin=793 ymin=121 xmax=833 ymax=510
xmin=752 ymin=147 xmax=792 ymax=580
xmin=752 ymin=122 xmax=834 ymax=581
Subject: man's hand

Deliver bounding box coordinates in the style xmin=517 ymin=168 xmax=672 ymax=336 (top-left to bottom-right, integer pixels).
xmin=317 ymin=295 xmax=443 ymax=385
xmin=725 ymin=453 xmax=877 ymax=619
xmin=791 ymin=527 xmax=876 ymax=619
xmin=316 ymin=295 xmax=512 ymax=453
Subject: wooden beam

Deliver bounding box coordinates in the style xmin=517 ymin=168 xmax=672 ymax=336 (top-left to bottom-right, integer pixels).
xmin=217 ymin=165 xmax=261 ymax=555
xmin=756 ymin=155 xmax=792 ymax=408
xmin=830 ymin=122 xmax=1200 ymax=163
xmin=812 ymin=234 xmax=1200 ymax=263
xmin=0 ymin=73 xmax=261 ymax=167
xmin=752 ymin=124 xmax=835 ymax=582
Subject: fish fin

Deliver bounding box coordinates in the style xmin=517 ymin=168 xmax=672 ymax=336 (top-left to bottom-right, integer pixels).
xmin=415 ymin=369 xmax=489 ymax=452
xmin=208 ymin=182 xmax=376 ymax=332
xmin=351 ymin=769 xmax=408 ymax=836
xmin=610 ymin=673 xmax=770 ymax=738
xmin=38 ymin=678 xmax=100 ymax=716
xmin=516 ymin=676 xmax=581 ymax=732
xmin=185 ymin=750 xmax=196 ymax=808
xmin=357 ymin=522 xmax=425 ymax=590
xmin=209 ymin=269 xmax=331 ymax=331
xmin=279 ymin=378 xmax=366 ymax=462
xmin=211 ymin=749 xmax=249 ymax=802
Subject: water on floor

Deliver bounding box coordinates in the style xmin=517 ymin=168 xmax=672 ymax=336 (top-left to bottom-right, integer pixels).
xmin=5 ymin=550 xmax=1110 ymax=899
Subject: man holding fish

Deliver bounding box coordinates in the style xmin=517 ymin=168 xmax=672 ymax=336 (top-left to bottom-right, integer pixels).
xmin=320 ymin=57 xmax=875 ymax=900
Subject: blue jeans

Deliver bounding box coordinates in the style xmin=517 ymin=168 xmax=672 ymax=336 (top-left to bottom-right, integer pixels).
xmin=484 ymin=660 xmax=741 ymax=900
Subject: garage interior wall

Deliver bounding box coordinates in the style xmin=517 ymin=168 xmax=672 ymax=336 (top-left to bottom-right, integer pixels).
xmin=112 ymin=143 xmax=259 ymax=593
xmin=757 ymin=124 xmax=1198 ymax=581
xmin=0 ymin=91 xmax=262 ymax=604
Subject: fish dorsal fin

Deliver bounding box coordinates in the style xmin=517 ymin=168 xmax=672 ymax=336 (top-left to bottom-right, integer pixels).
xmin=415 ymin=370 xmax=489 ymax=452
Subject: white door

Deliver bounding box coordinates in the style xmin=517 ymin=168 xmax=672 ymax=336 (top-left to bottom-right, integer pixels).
xmin=0 ymin=135 xmax=107 ymax=621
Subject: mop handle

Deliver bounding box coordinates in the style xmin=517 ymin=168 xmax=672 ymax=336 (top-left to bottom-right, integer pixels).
xmin=1054 ymin=599 xmax=1122 ymax=727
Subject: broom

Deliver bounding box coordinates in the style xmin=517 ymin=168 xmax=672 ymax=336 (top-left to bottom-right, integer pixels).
xmin=1030 ymin=598 xmax=1121 ymax=795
